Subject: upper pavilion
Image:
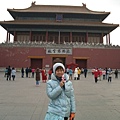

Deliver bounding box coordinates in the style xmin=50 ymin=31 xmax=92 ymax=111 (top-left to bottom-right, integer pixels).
xmin=0 ymin=2 xmax=119 ymax=44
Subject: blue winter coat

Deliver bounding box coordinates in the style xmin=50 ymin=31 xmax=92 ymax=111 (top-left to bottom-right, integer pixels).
xmin=45 ymin=73 xmax=76 ymax=119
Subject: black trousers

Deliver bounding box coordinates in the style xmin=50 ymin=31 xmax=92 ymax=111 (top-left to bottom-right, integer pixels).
xmin=95 ymin=77 xmax=98 ymax=83
xmin=64 ymin=117 xmax=68 ymax=120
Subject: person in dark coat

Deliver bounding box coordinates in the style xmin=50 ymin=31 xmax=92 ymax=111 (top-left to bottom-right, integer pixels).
xmin=21 ymin=67 xmax=24 ymax=78
xmin=48 ymin=68 xmax=52 ymax=79
xmin=35 ymin=68 xmax=41 ymax=86
xmin=6 ymin=66 xmax=11 ymax=81
xmin=83 ymin=68 xmax=88 ymax=78
xmin=25 ymin=67 xmax=29 ymax=77
xmin=114 ymin=69 xmax=118 ymax=78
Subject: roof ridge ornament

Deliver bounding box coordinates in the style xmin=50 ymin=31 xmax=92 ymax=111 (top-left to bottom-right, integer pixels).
xmin=82 ymin=3 xmax=86 ymax=8
xmin=31 ymin=1 xmax=36 ymax=6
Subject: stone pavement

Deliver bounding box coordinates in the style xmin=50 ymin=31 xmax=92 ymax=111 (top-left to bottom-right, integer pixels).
xmin=0 ymin=72 xmax=120 ymax=120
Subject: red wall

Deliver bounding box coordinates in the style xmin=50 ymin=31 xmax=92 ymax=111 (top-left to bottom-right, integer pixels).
xmin=0 ymin=47 xmax=45 ymax=68
xmin=73 ymin=48 xmax=120 ymax=69
xmin=0 ymin=46 xmax=120 ymax=69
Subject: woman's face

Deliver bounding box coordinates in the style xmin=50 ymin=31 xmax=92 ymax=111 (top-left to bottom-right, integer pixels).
xmin=55 ymin=68 xmax=64 ymax=77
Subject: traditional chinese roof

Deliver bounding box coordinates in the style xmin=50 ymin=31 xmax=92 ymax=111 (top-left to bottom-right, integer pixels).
xmin=7 ymin=3 xmax=110 ymax=20
xmin=0 ymin=3 xmax=119 ymax=36
xmin=0 ymin=20 xmax=118 ymax=36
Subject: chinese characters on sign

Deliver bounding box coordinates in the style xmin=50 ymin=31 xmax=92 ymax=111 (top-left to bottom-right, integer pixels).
xmin=46 ymin=48 xmax=72 ymax=54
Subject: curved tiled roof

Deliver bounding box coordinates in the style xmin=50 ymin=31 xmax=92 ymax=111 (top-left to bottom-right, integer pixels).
xmin=0 ymin=20 xmax=118 ymax=27
xmin=7 ymin=4 xmax=110 ymax=15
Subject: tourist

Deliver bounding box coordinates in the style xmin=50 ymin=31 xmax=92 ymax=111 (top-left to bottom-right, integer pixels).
xmin=93 ymin=68 xmax=99 ymax=83
xmin=105 ymin=67 xmax=108 ymax=80
xmin=35 ymin=68 xmax=40 ymax=86
xmin=114 ymin=69 xmax=118 ymax=78
xmin=74 ymin=67 xmax=78 ymax=80
xmin=48 ymin=68 xmax=52 ymax=79
xmin=83 ymin=68 xmax=88 ymax=78
xmin=32 ymin=68 xmax=35 ymax=78
xmin=41 ymin=67 xmax=47 ymax=82
xmin=28 ymin=67 xmax=32 ymax=78
xmin=21 ymin=67 xmax=24 ymax=78
xmin=66 ymin=67 xmax=69 ymax=74
xmin=77 ymin=67 xmax=81 ymax=80
xmin=68 ymin=67 xmax=73 ymax=80
xmin=6 ymin=66 xmax=11 ymax=81
xmin=108 ymin=68 xmax=112 ymax=82
xmin=25 ymin=67 xmax=29 ymax=78
xmin=11 ymin=67 xmax=16 ymax=81
xmin=102 ymin=69 xmax=106 ymax=80
xmin=44 ymin=63 xmax=76 ymax=120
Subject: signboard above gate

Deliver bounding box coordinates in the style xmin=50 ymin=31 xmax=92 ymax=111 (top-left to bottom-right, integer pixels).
xmin=46 ymin=48 xmax=72 ymax=54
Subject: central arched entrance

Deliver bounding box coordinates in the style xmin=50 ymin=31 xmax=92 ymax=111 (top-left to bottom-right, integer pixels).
xmin=52 ymin=57 xmax=66 ymax=66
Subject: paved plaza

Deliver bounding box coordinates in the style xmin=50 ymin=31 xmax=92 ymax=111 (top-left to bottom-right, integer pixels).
xmin=0 ymin=72 xmax=120 ymax=120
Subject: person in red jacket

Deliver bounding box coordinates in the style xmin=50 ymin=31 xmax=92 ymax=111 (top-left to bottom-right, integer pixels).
xmin=93 ymin=68 xmax=99 ymax=83
xmin=41 ymin=68 xmax=47 ymax=82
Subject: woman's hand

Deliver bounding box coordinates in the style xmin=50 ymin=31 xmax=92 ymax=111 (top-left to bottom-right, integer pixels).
xmin=69 ymin=113 xmax=75 ymax=120
xmin=60 ymin=81 xmax=65 ymax=87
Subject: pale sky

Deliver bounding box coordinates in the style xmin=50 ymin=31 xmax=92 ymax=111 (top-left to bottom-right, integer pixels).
xmin=0 ymin=0 xmax=120 ymax=45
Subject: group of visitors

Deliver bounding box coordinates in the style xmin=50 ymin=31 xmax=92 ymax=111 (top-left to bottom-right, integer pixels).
xmin=21 ymin=67 xmax=47 ymax=86
xmin=66 ymin=67 xmax=88 ymax=80
xmin=4 ymin=66 xmax=16 ymax=81
xmin=92 ymin=67 xmax=119 ymax=83
xmin=21 ymin=67 xmax=35 ymax=78
xmin=3 ymin=60 xmax=119 ymax=120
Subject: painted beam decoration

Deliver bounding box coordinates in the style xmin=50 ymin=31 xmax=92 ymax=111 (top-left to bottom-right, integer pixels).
xmin=46 ymin=48 xmax=72 ymax=54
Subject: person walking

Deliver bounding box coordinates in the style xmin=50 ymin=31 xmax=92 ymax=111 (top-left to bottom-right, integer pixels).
xmin=68 ymin=68 xmax=73 ymax=80
xmin=44 ymin=63 xmax=76 ymax=120
xmin=93 ymin=68 xmax=99 ymax=83
xmin=25 ymin=67 xmax=29 ymax=78
xmin=41 ymin=68 xmax=47 ymax=83
xmin=114 ymin=69 xmax=118 ymax=78
xmin=11 ymin=67 xmax=16 ymax=81
xmin=84 ymin=68 xmax=88 ymax=78
xmin=102 ymin=69 xmax=106 ymax=80
xmin=108 ymin=69 xmax=112 ymax=82
xmin=28 ymin=67 xmax=32 ymax=78
xmin=105 ymin=67 xmax=108 ymax=80
xmin=35 ymin=68 xmax=40 ymax=86
xmin=73 ymin=67 xmax=78 ymax=80
xmin=48 ymin=68 xmax=52 ymax=79
xmin=77 ymin=67 xmax=81 ymax=80
xmin=6 ymin=66 xmax=11 ymax=81
xmin=32 ymin=68 xmax=35 ymax=78
xmin=21 ymin=67 xmax=24 ymax=78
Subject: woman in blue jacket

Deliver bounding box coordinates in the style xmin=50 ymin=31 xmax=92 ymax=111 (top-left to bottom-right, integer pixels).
xmin=44 ymin=63 xmax=76 ymax=120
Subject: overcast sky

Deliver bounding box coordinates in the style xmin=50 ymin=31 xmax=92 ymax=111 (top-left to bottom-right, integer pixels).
xmin=0 ymin=0 xmax=120 ymax=45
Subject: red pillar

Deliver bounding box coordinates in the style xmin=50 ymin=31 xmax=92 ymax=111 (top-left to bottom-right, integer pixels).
xmin=86 ymin=32 xmax=88 ymax=43
xmin=108 ymin=33 xmax=110 ymax=44
xmin=70 ymin=32 xmax=72 ymax=42
xmin=100 ymin=33 xmax=103 ymax=43
xmin=14 ymin=31 xmax=16 ymax=42
xmin=30 ymin=31 xmax=32 ymax=41
xmin=58 ymin=31 xmax=60 ymax=44
xmin=46 ymin=31 xmax=48 ymax=42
